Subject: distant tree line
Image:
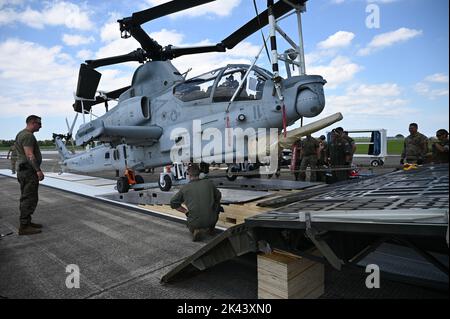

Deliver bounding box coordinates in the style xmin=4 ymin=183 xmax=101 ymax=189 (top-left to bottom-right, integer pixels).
xmin=0 ymin=139 xmax=55 ymax=147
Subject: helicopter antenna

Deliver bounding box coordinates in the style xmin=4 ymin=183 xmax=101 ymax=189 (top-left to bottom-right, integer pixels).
xmin=181 ymin=68 xmax=192 ymax=79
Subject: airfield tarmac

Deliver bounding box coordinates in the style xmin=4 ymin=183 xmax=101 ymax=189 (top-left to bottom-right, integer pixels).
xmin=0 ymin=153 xmax=447 ymax=299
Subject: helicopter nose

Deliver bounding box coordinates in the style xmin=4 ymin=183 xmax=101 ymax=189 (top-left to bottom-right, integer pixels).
xmin=296 ymin=87 xmax=325 ymax=118
xmin=294 ymin=76 xmax=326 ymax=118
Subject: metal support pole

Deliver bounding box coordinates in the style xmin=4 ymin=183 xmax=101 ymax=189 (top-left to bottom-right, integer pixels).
xmin=296 ymin=8 xmax=306 ymax=75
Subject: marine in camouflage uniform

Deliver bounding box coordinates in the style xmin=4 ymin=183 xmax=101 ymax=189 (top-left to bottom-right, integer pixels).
xmin=327 ymin=130 xmax=352 ymax=183
xmin=291 ymin=139 xmax=303 ymax=181
xmin=432 ymin=129 xmax=449 ymax=164
xmin=170 ymin=164 xmax=222 ymax=241
xmin=299 ymin=135 xmax=320 ymax=182
xmin=317 ymin=135 xmax=328 ymax=182
xmin=401 ymin=123 xmax=428 ymax=164
xmin=15 ymin=115 xmax=44 ymax=235
xmin=7 ymin=143 xmax=18 ymax=174
xmin=343 ymin=131 xmax=356 ymax=162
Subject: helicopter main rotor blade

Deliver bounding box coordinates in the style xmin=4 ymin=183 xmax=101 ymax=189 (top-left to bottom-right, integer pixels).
xmin=157 ymin=0 xmax=306 ymax=60
xmin=85 ymin=49 xmax=147 ymax=69
xmin=162 ymin=44 xmax=225 ymax=60
xmin=76 ymin=64 xmax=102 ymax=100
xmin=222 ymin=0 xmax=307 ymax=50
xmin=128 ymin=0 xmax=215 ymax=26
xmin=73 ymin=86 xmax=131 ymax=113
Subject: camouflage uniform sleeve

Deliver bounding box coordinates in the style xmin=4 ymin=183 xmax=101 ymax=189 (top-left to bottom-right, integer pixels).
xmin=343 ymin=140 xmax=352 ymax=155
xmin=170 ymin=189 xmax=184 ymax=209
xmin=21 ymin=133 xmax=35 ymax=148
xmin=421 ymin=134 xmax=429 ymax=156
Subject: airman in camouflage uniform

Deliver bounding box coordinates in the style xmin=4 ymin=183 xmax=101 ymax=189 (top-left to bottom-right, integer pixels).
xmin=400 ymin=123 xmax=428 ymax=165
xmin=298 ymin=134 xmax=320 ymax=182
xmin=328 ymin=129 xmax=352 ymax=183
xmin=432 ymin=129 xmax=449 ymax=164
xmin=6 ymin=143 xmax=18 ymax=174
xmin=317 ymin=135 xmax=328 ymax=182
xmin=15 ymin=115 xmax=44 ymax=236
xmin=336 ymin=127 xmax=356 ymax=162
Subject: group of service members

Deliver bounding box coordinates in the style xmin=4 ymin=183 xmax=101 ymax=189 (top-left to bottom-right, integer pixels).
xmin=290 ymin=123 xmax=449 ymax=184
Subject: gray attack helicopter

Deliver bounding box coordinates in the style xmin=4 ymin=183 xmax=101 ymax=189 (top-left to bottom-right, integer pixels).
xmin=54 ymin=0 xmax=333 ymax=192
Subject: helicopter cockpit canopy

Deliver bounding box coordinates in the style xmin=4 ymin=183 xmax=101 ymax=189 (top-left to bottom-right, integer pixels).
xmin=173 ymin=64 xmax=272 ymax=103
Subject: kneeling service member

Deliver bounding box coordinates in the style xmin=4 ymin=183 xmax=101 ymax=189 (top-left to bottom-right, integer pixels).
xmin=170 ymin=163 xmax=222 ymax=241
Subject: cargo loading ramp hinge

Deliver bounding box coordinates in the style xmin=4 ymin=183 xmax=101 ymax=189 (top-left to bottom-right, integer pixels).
xmin=304 ymin=212 xmax=345 ymax=271
xmin=161 ymin=224 xmax=258 ymax=283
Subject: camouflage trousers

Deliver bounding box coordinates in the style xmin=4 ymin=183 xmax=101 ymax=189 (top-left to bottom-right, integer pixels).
xmin=299 ymin=155 xmax=318 ymax=182
xmin=17 ymin=166 xmax=39 ymax=226
xmin=10 ymin=157 xmax=17 ymax=173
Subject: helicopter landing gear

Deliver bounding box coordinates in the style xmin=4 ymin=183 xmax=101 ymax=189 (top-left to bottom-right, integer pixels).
xmin=116 ymin=168 xmax=145 ymax=193
xmin=158 ymin=163 xmax=187 ymax=192
xmin=158 ymin=162 xmax=210 ymax=191
xmin=226 ymin=161 xmax=260 ymax=181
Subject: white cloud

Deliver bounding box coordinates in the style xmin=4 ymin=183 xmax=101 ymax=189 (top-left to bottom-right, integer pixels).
xmin=0 ymin=38 xmax=78 ymax=117
xmin=324 ymin=83 xmax=410 ymax=117
xmin=367 ymin=0 xmax=399 ymax=3
xmin=0 ymin=8 xmax=17 ymax=25
xmin=0 ymin=0 xmax=23 ymax=8
xmin=307 ymin=56 xmax=362 ymax=89
xmin=0 ymin=1 xmax=94 ymax=30
xmin=425 ymin=73 xmax=449 ymax=84
xmin=146 ymin=0 xmax=241 ymax=18
xmin=100 ymin=20 xmax=121 ymax=43
xmin=62 ymin=34 xmax=95 ymax=46
xmin=414 ymin=82 xmax=449 ymax=100
xmin=318 ymin=31 xmax=355 ymax=49
xmin=347 ymin=83 xmax=401 ymax=97
xmin=414 ymin=73 xmax=449 ymax=99
xmin=358 ymin=27 xmax=422 ymax=56
xmin=77 ymin=49 xmax=93 ymax=60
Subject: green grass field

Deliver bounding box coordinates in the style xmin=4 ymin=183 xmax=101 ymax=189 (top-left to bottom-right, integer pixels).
xmin=354 ymin=138 xmax=404 ymax=155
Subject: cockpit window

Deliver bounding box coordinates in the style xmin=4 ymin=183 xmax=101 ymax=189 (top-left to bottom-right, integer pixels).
xmin=173 ymin=69 xmax=221 ymax=102
xmin=213 ymin=67 xmax=266 ymax=102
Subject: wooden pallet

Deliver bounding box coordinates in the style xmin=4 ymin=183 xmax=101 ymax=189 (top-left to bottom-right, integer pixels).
xmin=258 ymin=249 xmax=324 ymax=299
xmin=139 ymin=189 xmax=301 ymax=229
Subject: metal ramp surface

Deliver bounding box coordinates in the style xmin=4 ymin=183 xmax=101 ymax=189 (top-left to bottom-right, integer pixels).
xmin=212 ymin=177 xmax=320 ymax=191
xmin=161 ymin=224 xmax=258 ymax=283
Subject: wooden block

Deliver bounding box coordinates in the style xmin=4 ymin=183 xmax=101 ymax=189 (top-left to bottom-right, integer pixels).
xmin=257 ymin=250 xmax=324 ymax=299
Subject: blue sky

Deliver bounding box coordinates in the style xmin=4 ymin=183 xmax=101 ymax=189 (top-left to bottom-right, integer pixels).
xmin=0 ymin=0 xmax=448 ymax=140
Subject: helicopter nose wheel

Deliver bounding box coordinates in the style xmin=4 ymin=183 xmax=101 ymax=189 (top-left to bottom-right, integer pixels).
xmin=158 ymin=174 xmax=172 ymax=191
xmin=226 ymin=165 xmax=238 ymax=181
xmin=117 ymin=176 xmax=130 ymax=193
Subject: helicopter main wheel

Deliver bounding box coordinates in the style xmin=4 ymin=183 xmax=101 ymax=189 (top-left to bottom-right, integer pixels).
xmin=370 ymin=160 xmax=381 ymax=167
xmin=158 ymin=174 xmax=172 ymax=191
xmin=226 ymin=166 xmax=238 ymax=181
xmin=117 ymin=176 xmax=130 ymax=193
xmin=134 ymin=175 xmax=145 ymax=191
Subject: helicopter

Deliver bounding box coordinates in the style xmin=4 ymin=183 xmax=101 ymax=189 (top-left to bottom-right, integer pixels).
xmin=53 ymin=0 xmax=333 ymax=192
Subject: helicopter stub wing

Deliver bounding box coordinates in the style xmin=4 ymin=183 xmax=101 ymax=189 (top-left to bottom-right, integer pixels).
xmin=247 ymin=112 xmax=343 ymax=158
xmin=278 ymin=112 xmax=343 ymax=149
